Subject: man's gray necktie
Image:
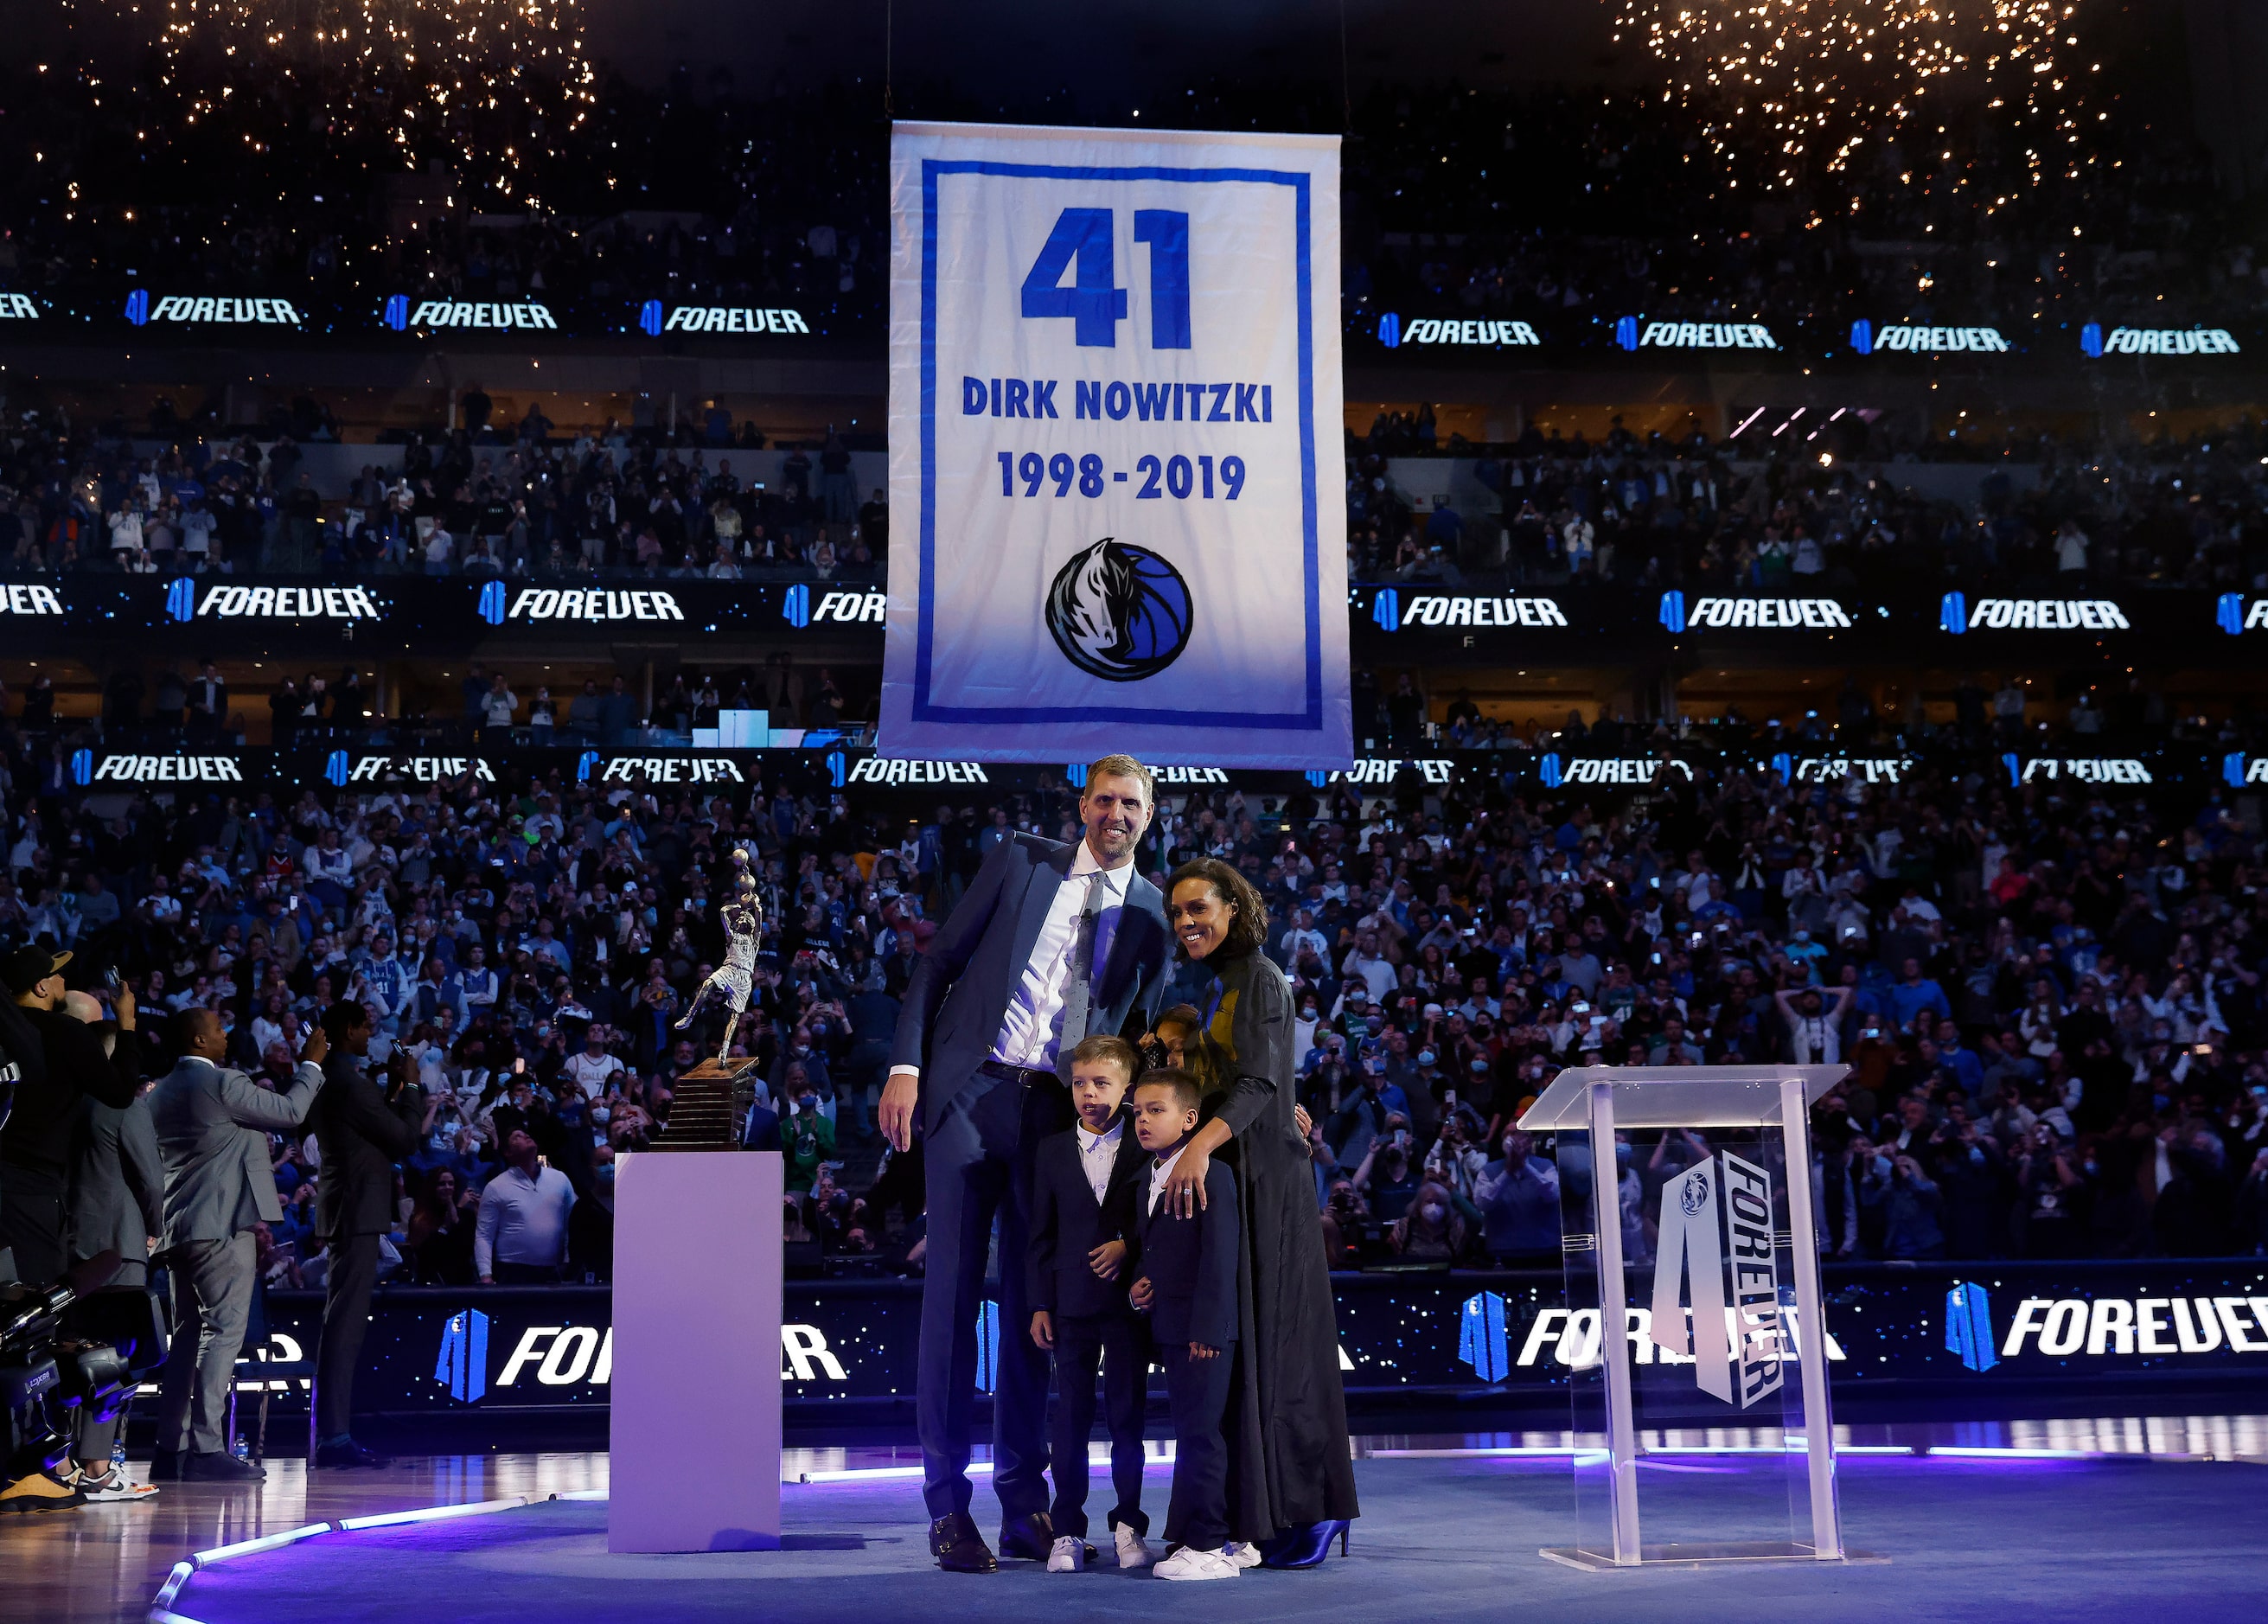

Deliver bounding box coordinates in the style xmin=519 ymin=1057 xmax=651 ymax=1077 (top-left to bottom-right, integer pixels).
xmin=1055 ymin=878 xmax=1104 ymax=1078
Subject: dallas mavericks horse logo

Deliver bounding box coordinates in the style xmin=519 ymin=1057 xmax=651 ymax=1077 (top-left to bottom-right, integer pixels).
xmin=1045 ymin=537 xmax=1192 ymax=682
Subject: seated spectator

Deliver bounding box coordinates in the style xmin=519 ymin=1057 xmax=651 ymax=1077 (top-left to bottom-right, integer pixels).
xmin=1388 ymin=1180 xmax=1469 ymax=1263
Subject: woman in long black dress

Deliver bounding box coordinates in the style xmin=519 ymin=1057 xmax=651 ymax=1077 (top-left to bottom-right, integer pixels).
xmin=1158 ymin=858 xmax=1359 ymax=1565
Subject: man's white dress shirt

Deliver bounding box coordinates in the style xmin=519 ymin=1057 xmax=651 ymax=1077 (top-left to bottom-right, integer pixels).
xmin=886 ymin=842 xmax=1132 ymax=1090
xmin=991 ymin=843 xmax=1129 ymax=1071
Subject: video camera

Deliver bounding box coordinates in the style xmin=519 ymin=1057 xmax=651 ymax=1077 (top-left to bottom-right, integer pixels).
xmin=0 ymin=1250 xmax=158 ymax=1480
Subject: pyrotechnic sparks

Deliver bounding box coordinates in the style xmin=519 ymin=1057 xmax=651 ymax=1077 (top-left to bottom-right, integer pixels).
xmin=143 ymin=0 xmax=597 ymax=212
xmin=1613 ymin=0 xmax=2098 ymax=189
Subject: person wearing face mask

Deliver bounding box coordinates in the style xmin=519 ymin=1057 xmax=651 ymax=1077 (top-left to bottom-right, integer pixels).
xmin=1 ymin=948 xmax=144 ymax=1292
xmin=1389 ymin=1179 xmax=1468 ymax=1262
xmin=1407 ymin=1046 xmax=1446 ymax=1142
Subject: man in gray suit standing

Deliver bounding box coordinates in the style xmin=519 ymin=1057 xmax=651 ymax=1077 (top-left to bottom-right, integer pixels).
xmin=149 ymin=1008 xmax=329 ymax=1481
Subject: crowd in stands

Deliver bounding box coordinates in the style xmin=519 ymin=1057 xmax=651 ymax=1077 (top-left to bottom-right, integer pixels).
xmin=0 ymin=413 xmax=885 ymax=582
xmin=3 ymin=395 xmax=2265 ymax=607
xmin=1350 ymin=413 xmax=2268 ymax=598
xmin=2 ymin=700 xmax=2265 ymax=1287
xmin=1232 ymin=759 xmax=2268 ymax=1267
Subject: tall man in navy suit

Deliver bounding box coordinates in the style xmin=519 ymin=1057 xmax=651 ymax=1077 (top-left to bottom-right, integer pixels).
xmin=879 ymin=755 xmax=1174 ymax=1574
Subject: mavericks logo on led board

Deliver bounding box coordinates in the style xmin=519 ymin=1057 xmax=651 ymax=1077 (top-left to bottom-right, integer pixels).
xmin=638 ymin=300 xmax=811 ymax=336
xmin=1659 ymin=591 xmax=1850 ymax=631
xmin=383 ymin=295 xmax=558 ymax=330
xmin=591 ymin=756 xmax=748 ymax=785
xmin=167 ymin=581 xmax=383 ymax=621
xmin=1378 ymin=313 xmax=1539 ymax=348
xmin=125 ymin=291 xmax=302 ymax=326
xmin=844 ymin=758 xmax=991 ymax=786
xmin=1940 ymin=592 xmax=2130 ymax=632
xmin=1615 ymin=317 xmax=1778 ymax=351
xmin=1538 ymin=755 xmax=1692 ymax=788
xmin=73 ymin=752 xmax=244 ymax=786
xmin=2080 ymin=323 xmax=2240 ymax=357
xmin=1373 ymin=588 xmax=1568 ymax=630
xmin=2005 ymin=756 xmax=2152 ymax=785
xmin=782 ymin=585 xmax=888 ymax=627
xmin=1850 ymin=320 xmax=2009 ymax=355
xmin=339 ymin=755 xmax=497 ymax=784
xmin=479 ymin=584 xmax=686 ymax=624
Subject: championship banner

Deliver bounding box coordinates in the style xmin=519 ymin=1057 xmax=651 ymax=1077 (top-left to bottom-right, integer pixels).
xmin=883 ymin=121 xmax=1350 ymax=767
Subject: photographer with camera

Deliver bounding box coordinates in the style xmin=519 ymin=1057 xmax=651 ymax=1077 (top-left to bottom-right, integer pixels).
xmin=0 ymin=954 xmax=149 ymax=1515
xmin=59 ymin=990 xmax=164 ymax=1504
xmin=150 ymin=1007 xmax=328 ymax=1481
xmin=310 ymin=1000 xmax=429 ymax=1469
xmin=1 ymin=949 xmax=142 ymax=1290
xmin=1855 ymin=1132 xmax=1948 ymax=1262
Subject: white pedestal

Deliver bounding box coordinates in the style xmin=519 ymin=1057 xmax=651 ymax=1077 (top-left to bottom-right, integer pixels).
xmin=608 ymin=1148 xmax=783 ymax=1552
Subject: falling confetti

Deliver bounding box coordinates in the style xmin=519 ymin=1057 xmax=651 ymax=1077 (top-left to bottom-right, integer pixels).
xmin=144 ymin=0 xmax=599 ymax=213
xmin=1613 ymin=0 xmax=2099 ymax=190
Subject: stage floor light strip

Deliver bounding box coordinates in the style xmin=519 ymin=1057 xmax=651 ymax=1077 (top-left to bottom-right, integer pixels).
xmin=796 ymin=1455 xmax=1190 ymax=1483
xmin=338 ymin=1495 xmax=531 ymax=1531
xmin=142 ymin=1441 xmax=2218 ymax=1624
xmin=1923 ymin=1447 xmax=2092 ymax=1460
xmin=194 ymin=1523 xmax=332 ymax=1565
xmin=151 ymin=1561 xmax=195 ymax=1610
xmin=1364 ymin=1447 xmax=1575 ymax=1458
xmin=788 ymin=1443 xmax=2105 ymax=1480
xmin=1359 ymin=1443 xmax=2099 ymax=1462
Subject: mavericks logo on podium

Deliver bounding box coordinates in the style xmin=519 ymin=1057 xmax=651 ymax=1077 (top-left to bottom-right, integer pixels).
xmin=1045 ymin=537 xmax=1192 ymax=681
xmin=1649 ymin=1152 xmax=1785 ymax=1408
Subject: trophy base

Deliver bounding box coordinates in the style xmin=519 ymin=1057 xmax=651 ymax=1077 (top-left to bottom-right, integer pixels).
xmin=652 ymin=1057 xmax=764 ymax=1151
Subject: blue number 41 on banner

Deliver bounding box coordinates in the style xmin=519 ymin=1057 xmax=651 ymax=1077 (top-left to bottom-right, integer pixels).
xmin=1020 ymin=207 xmax=1191 ymax=349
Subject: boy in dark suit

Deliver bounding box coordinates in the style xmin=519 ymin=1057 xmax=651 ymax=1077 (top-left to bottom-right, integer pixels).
xmin=1027 ymin=1034 xmax=1152 ymax=1571
xmin=1127 ymin=1069 xmax=1241 ymax=1582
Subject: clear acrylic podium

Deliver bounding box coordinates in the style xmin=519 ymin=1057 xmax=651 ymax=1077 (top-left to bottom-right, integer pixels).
xmin=1518 ymin=1065 xmax=1881 ymax=1570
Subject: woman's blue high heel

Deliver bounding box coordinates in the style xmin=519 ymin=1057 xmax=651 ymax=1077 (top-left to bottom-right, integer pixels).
xmin=1256 ymin=1519 xmax=1351 ymax=1569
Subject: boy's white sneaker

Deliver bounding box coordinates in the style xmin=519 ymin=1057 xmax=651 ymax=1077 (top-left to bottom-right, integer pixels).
xmin=1222 ymin=1541 xmax=1263 ymax=1569
xmin=1113 ymin=1525 xmax=1153 ymax=1569
xmin=1046 ymin=1535 xmax=1087 ymax=1572
xmin=1154 ymin=1546 xmax=1240 ymax=1581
